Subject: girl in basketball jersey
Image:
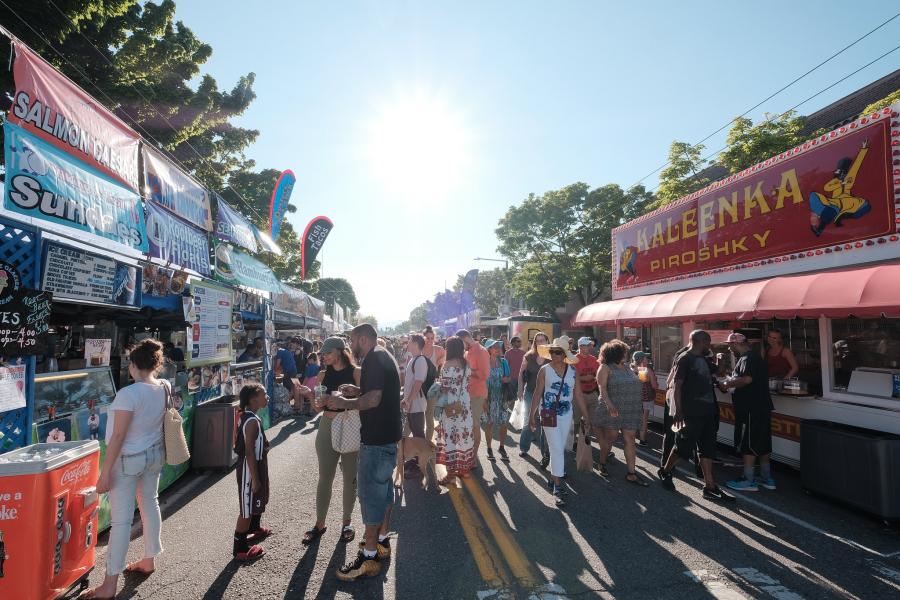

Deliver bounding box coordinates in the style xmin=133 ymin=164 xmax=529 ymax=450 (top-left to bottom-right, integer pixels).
xmin=233 ymin=384 xmax=270 ymax=561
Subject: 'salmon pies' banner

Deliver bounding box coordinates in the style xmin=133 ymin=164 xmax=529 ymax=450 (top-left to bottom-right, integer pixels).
xmin=4 ymin=123 xmax=148 ymax=251
xmin=146 ymin=202 xmax=211 ymax=276
xmin=213 ymin=241 xmax=282 ymax=293
xmin=143 ymin=146 xmax=213 ymax=231
xmin=214 ymin=195 xmax=258 ymax=253
xmin=9 ymin=41 xmax=140 ymax=191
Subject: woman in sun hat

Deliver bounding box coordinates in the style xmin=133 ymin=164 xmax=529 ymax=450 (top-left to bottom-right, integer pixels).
xmin=481 ymin=339 xmax=512 ymax=462
xmin=528 ymin=336 xmax=590 ymax=507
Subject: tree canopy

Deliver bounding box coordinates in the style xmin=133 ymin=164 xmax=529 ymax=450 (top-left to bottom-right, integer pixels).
xmin=718 ymin=111 xmax=808 ymax=175
xmin=454 ymin=267 xmax=513 ymax=317
xmin=314 ymin=277 xmax=360 ymax=315
xmin=861 ymin=88 xmax=900 ymax=115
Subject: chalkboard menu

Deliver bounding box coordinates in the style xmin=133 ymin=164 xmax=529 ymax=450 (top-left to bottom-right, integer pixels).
xmin=0 ymin=289 xmax=52 ymax=356
xmin=42 ymin=243 xmax=140 ymax=307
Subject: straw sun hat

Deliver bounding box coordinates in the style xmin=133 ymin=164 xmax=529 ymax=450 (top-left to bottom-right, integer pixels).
xmin=538 ymin=336 xmax=580 ymax=365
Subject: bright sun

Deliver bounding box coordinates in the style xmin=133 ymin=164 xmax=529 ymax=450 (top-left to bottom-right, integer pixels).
xmin=366 ymin=90 xmax=470 ymax=203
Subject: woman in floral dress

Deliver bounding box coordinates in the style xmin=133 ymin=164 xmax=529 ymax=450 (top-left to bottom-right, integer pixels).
xmin=435 ymin=336 xmax=475 ymax=483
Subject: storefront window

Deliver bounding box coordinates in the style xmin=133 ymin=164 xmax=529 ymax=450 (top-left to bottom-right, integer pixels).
xmin=832 ymin=318 xmax=900 ymax=398
xmin=652 ymin=324 xmax=683 ymax=373
xmin=622 ymin=326 xmax=650 ymax=356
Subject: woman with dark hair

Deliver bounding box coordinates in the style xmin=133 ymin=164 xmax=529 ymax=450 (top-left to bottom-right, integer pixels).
xmin=84 ymin=340 xmax=168 ymax=598
xmin=435 ymin=336 xmax=475 ymax=483
xmin=482 ymin=339 xmax=511 ymax=462
xmin=594 ymin=339 xmax=647 ymax=486
xmin=301 ymin=337 xmax=361 ymax=546
xmin=518 ymin=333 xmax=550 ymax=461
xmin=765 ymin=329 xmax=799 ymax=380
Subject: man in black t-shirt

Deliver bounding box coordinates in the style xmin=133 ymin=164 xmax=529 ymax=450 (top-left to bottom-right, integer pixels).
xmin=326 ymin=323 xmax=401 ymax=581
xmin=721 ymin=332 xmax=775 ymax=492
xmin=658 ymin=330 xmax=735 ymax=503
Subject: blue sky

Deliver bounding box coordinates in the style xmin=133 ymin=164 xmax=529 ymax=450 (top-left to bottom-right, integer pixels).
xmin=175 ymin=1 xmax=900 ymax=326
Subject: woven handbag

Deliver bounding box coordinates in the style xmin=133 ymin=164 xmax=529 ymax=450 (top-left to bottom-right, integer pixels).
xmin=331 ymin=409 xmax=361 ymax=454
xmin=162 ymin=381 xmax=191 ymax=465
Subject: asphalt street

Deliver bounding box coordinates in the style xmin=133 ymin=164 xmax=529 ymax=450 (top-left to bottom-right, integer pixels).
xmin=83 ymin=415 xmax=900 ymax=599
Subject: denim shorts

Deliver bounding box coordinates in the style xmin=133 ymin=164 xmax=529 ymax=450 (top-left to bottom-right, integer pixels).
xmin=357 ymin=443 xmax=397 ymax=525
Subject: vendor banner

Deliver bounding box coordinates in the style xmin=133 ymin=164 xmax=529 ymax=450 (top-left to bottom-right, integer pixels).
xmin=8 ymin=41 xmax=140 ymax=190
xmin=301 ymin=216 xmax=333 ymax=279
xmin=145 ymin=202 xmax=211 ymax=275
xmin=4 ymin=123 xmax=148 ymax=251
xmin=42 ymin=242 xmax=140 ymax=307
xmin=612 ymin=112 xmax=897 ymax=299
xmin=143 ymin=146 xmax=213 ymax=231
xmin=213 ymin=242 xmax=282 ymax=293
xmin=269 ymin=169 xmax=295 ymax=240
xmin=273 ymin=284 xmax=309 ymax=316
xmin=214 ymin=195 xmax=258 ymax=253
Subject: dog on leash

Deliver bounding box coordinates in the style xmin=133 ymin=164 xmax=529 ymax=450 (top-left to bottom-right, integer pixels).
xmin=394 ymin=436 xmax=436 ymax=488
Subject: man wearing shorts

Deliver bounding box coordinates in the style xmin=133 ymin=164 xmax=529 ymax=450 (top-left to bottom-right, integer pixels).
xmin=457 ymin=329 xmax=489 ymax=460
xmin=658 ymin=330 xmax=735 ymax=503
xmin=327 ymin=323 xmax=402 ymax=581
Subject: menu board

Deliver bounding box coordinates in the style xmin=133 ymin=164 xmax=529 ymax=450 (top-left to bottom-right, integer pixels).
xmin=187 ymin=280 xmax=233 ymax=366
xmin=85 ymin=339 xmax=112 ymax=367
xmin=0 ymin=290 xmax=52 ymax=356
xmin=42 ymin=243 xmax=140 ymax=306
xmin=0 ymin=364 xmax=26 ymax=412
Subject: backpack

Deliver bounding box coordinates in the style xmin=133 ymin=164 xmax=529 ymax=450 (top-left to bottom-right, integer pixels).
xmin=412 ymin=355 xmax=437 ymax=398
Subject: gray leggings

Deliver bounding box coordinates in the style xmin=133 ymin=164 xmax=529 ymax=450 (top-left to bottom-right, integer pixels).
xmin=315 ymin=414 xmax=358 ymax=523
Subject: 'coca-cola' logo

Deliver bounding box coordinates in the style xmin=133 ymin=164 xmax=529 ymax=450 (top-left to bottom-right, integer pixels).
xmin=60 ymin=461 xmax=91 ymax=485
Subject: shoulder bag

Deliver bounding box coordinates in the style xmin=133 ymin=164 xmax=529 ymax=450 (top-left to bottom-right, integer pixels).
xmin=331 ymin=409 xmax=361 ymax=454
xmin=539 ymin=365 xmax=568 ymax=428
xmin=161 ymin=380 xmax=190 ymax=466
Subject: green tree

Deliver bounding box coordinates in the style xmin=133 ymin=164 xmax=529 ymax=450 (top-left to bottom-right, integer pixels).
xmin=316 ymin=278 xmax=360 ymax=315
xmin=718 ymin=111 xmax=808 ymax=174
xmin=496 ymin=183 xmax=652 ymax=312
xmin=353 ymin=314 xmax=379 ymax=330
xmin=861 ymin=88 xmax=900 ymax=116
xmin=651 ymin=141 xmax=709 ymax=208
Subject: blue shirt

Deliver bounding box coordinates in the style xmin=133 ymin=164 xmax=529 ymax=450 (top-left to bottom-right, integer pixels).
xmin=276 ymin=348 xmax=297 ymax=376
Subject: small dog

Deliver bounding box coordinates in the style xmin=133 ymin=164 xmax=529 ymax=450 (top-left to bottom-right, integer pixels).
xmin=394 ymin=437 xmax=436 ymax=488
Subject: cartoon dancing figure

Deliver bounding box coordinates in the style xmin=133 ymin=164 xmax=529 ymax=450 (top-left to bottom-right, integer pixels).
xmin=619 ymin=246 xmax=637 ymax=277
xmin=809 ymin=140 xmax=870 ymax=236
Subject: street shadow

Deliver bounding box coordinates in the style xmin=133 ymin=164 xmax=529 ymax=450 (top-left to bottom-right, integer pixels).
xmin=267 ymin=417 xmax=310 ymax=449
xmin=283 ymin=535 xmax=324 ymax=599
xmin=200 ymin=561 xmax=242 ymax=600
xmin=308 ymin=537 xmax=388 ymax=600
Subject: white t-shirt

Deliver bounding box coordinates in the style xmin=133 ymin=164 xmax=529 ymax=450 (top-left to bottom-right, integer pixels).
xmin=404 ymin=355 xmax=429 ymax=414
xmin=106 ymin=382 xmax=166 ymax=455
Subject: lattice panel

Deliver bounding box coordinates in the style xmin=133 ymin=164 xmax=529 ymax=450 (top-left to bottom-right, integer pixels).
xmin=0 ymin=220 xmax=39 ymax=286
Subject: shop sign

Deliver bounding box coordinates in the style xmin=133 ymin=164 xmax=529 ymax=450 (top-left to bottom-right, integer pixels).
xmin=0 ymin=290 xmax=52 ymax=356
xmin=4 ymin=123 xmax=148 ymax=252
xmin=8 ymin=41 xmax=140 ymax=190
xmin=213 ymin=242 xmax=282 ymax=293
xmin=0 ymin=365 xmax=27 ymax=413
xmin=612 ymin=114 xmax=897 ymax=299
xmin=142 ymin=146 xmax=212 ymax=231
xmin=187 ymin=280 xmax=233 ymax=366
xmin=145 ymin=202 xmax=211 ymax=276
xmin=273 ymin=284 xmax=308 ymax=317
xmin=214 ymin=195 xmax=258 ymax=253
xmin=0 ymin=262 xmax=22 ymax=305
xmin=42 ymin=243 xmax=140 ymax=307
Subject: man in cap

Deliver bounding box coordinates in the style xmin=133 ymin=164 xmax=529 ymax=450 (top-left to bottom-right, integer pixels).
xmin=573 ymin=336 xmax=600 ymax=451
xmin=720 ymin=332 xmax=775 ymax=492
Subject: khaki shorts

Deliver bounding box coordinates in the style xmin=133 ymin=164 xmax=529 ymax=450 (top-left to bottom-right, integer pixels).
xmin=470 ymin=396 xmax=486 ymax=427
xmin=575 ymin=390 xmax=599 ymax=423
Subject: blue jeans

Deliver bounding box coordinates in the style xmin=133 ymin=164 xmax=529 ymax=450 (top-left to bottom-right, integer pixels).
xmin=519 ymin=386 xmax=549 ymax=457
xmin=358 ymin=443 xmax=397 ymax=526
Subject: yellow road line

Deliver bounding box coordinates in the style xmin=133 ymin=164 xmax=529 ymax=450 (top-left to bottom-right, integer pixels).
xmin=447 ymin=485 xmax=510 ymax=589
xmin=462 ymin=477 xmax=540 ymax=588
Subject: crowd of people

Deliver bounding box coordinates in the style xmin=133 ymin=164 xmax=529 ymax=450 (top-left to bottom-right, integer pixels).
xmin=82 ymin=322 xmax=779 ymax=596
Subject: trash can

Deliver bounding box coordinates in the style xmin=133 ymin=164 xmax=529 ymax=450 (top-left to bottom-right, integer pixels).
xmin=0 ymin=440 xmax=101 ymax=600
xmin=192 ymin=396 xmax=240 ymax=469
xmin=801 ymin=420 xmax=900 ymax=521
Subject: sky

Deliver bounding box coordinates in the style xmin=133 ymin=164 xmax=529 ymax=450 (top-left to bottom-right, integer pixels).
xmin=175 ymin=1 xmax=900 ymax=326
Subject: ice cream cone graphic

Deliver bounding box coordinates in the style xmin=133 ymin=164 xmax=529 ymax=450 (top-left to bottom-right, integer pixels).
xmin=0 ymin=271 xmax=9 ymax=295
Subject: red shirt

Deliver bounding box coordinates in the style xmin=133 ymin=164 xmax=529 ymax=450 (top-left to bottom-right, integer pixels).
xmin=504 ymin=348 xmax=525 ymax=384
xmin=575 ymin=352 xmax=599 ymax=393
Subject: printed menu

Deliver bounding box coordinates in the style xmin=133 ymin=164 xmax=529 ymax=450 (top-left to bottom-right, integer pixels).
xmin=187 ymin=280 xmax=233 ymax=366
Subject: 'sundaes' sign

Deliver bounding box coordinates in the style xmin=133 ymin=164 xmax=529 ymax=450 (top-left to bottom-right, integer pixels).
xmin=4 ymin=123 xmax=148 ymax=251
xmin=42 ymin=243 xmax=139 ymax=307
xmin=143 ymin=146 xmax=212 ymax=231
xmin=612 ymin=115 xmax=896 ymax=299
xmin=145 ymin=201 xmax=211 ymax=276
xmin=213 ymin=242 xmax=282 ymax=293
xmin=0 ymin=289 xmax=52 ymax=357
xmin=214 ymin=195 xmax=258 ymax=253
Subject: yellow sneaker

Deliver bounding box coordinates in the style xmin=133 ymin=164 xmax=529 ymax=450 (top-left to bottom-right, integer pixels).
xmin=336 ymin=551 xmax=381 ymax=581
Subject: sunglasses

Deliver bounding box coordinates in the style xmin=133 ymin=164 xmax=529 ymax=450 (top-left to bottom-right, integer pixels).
xmin=549 ymin=349 xmax=565 ymax=356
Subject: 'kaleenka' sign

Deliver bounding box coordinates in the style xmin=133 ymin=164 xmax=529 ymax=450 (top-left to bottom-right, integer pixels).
xmin=145 ymin=202 xmax=211 ymax=276
xmin=4 ymin=123 xmax=148 ymax=252
xmin=213 ymin=241 xmax=282 ymax=293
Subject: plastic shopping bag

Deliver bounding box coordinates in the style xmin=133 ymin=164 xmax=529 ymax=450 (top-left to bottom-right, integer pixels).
xmin=576 ymin=423 xmax=593 ymax=472
xmin=508 ymin=398 xmax=526 ymax=430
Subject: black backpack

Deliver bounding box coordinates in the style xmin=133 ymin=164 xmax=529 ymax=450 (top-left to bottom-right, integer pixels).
xmin=412 ymin=355 xmax=437 ymax=397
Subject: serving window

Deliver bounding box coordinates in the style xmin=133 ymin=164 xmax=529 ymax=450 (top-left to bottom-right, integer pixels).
xmin=831 ymin=318 xmax=900 ymax=399
xmin=651 ymin=323 xmax=683 ymax=373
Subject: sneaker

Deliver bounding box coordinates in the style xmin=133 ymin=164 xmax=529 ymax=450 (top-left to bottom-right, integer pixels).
xmin=637 ymin=438 xmax=648 ymax=447
xmin=337 ymin=551 xmax=381 ymax=581
xmin=757 ymin=477 xmax=777 ymax=490
xmin=726 ymin=478 xmax=758 ymax=492
xmin=358 ymin=538 xmax=391 ymax=559
xmin=703 ymin=486 xmax=737 ymax=502
xmin=657 ymin=468 xmax=675 ymax=491
xmin=518 ymin=450 xmax=527 ymax=458
xmin=539 ymin=455 xmax=550 ymax=469
xmin=552 ymin=488 xmax=567 ymax=507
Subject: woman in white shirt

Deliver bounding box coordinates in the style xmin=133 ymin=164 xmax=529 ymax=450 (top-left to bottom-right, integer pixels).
xmin=83 ymin=340 xmax=167 ymax=599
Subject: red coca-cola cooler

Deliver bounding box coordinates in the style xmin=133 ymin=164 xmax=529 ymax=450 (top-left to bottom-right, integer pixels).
xmin=0 ymin=440 xmax=100 ymax=600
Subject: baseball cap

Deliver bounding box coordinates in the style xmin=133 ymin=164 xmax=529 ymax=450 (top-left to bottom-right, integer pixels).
xmin=726 ymin=332 xmax=747 ymax=343
xmin=632 ymin=351 xmax=650 ymax=362
xmin=577 ymin=336 xmax=593 ymax=347
xmin=320 ymin=336 xmax=346 ymax=354
xmin=455 ymin=329 xmax=472 ymax=338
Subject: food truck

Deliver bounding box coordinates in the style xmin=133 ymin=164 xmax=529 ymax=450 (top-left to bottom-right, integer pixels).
xmin=575 ymin=103 xmax=900 ymax=470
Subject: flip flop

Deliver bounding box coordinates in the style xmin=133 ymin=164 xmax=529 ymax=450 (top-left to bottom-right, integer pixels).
xmin=124 ymin=562 xmax=155 ymax=576
xmin=234 ymin=544 xmax=265 ymax=562
xmin=248 ymin=526 xmax=273 ymax=542
xmin=302 ymin=526 xmax=326 ymax=546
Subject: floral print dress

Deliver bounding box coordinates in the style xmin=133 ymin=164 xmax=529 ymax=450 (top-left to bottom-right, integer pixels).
xmin=435 ymin=364 xmax=475 ymax=474
xmin=482 ymin=358 xmax=510 ymax=426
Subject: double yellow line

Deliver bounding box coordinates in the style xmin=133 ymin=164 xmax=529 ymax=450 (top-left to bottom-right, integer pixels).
xmin=447 ymin=477 xmax=540 ymax=591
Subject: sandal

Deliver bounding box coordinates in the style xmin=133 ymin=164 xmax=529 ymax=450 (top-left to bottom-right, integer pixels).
xmin=234 ymin=544 xmax=266 ymax=562
xmin=598 ymin=463 xmax=609 ymax=477
xmin=301 ymin=525 xmax=327 ymax=546
xmin=626 ymin=472 xmax=649 ymax=487
xmin=124 ymin=561 xmax=155 ymax=576
xmin=486 ymin=447 xmax=495 ymax=461
xmin=340 ymin=525 xmax=356 ymax=543
xmin=497 ymin=447 xmax=510 ymax=462
xmin=248 ymin=526 xmax=273 ymax=542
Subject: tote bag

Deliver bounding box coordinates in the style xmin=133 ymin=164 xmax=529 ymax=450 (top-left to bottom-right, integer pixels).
xmin=162 ymin=381 xmax=190 ymax=466
xmin=331 ymin=410 xmax=361 ymax=454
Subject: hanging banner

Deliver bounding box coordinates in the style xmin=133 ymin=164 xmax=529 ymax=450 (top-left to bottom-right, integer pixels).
xmin=143 ymin=146 xmax=213 ymax=231
xmin=213 ymin=195 xmax=258 ymax=253
xmin=269 ymin=170 xmax=295 ymax=240
xmin=8 ymin=41 xmax=140 ymax=190
xmin=42 ymin=242 xmax=140 ymax=307
xmin=301 ymin=216 xmax=333 ymax=279
xmin=460 ymin=268 xmax=478 ymax=313
xmin=187 ymin=280 xmax=233 ymax=367
xmin=4 ymin=123 xmax=148 ymax=251
xmin=213 ymin=241 xmax=282 ymax=293
xmin=306 ymin=294 xmax=326 ymax=321
xmin=145 ymin=201 xmax=211 ymax=275
xmin=252 ymin=224 xmax=282 ymax=255
xmin=273 ymin=284 xmax=309 ymax=317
